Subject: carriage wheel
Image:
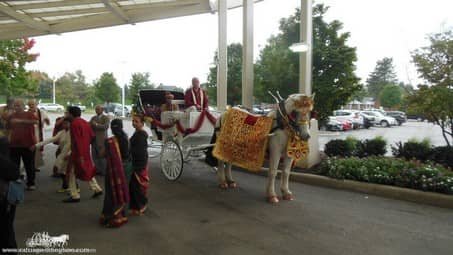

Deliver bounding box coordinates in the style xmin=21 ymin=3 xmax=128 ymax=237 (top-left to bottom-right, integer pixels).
xmin=160 ymin=140 xmax=184 ymax=181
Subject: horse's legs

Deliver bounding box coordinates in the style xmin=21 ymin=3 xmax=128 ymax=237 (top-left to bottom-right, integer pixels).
xmin=280 ymin=156 xmax=294 ymax=201
xmin=224 ymin=163 xmax=237 ymax=188
xmin=267 ymin=149 xmax=281 ymax=203
xmin=216 ymin=161 xmax=228 ymax=189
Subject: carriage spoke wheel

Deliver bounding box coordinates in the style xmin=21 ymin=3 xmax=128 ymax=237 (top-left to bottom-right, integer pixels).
xmin=160 ymin=140 xmax=184 ymax=181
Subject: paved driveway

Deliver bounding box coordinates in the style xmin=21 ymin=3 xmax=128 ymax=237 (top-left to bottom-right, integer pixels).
xmin=13 ymin=118 xmax=453 ymax=255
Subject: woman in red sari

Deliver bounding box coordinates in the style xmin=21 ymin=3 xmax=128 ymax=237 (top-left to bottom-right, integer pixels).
xmin=100 ymin=119 xmax=130 ymax=227
xmin=129 ymin=114 xmax=150 ymax=216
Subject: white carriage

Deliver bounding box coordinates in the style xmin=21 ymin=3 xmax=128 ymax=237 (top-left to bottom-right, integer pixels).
xmin=138 ymin=89 xmax=219 ymax=181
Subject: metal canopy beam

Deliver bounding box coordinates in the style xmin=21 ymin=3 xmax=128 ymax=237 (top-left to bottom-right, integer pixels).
xmin=101 ymin=0 xmax=131 ymax=24
xmin=0 ymin=4 xmax=52 ymax=33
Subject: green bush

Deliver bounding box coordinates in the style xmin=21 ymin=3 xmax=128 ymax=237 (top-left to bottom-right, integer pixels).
xmin=357 ymin=136 xmax=387 ymax=157
xmin=324 ymin=139 xmax=355 ymax=157
xmin=430 ymin=146 xmax=453 ymax=169
xmin=317 ymin=157 xmax=453 ymax=195
xmin=392 ymin=138 xmax=432 ymax=161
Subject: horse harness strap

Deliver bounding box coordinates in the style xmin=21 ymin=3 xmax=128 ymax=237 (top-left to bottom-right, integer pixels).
xmin=270 ymin=100 xmax=303 ymax=138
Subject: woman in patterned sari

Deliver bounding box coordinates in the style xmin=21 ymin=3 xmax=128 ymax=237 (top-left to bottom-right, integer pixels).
xmin=99 ymin=119 xmax=130 ymax=228
xmin=129 ymin=114 xmax=150 ymax=216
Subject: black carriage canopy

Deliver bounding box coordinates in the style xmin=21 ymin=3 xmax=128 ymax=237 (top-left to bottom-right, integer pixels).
xmin=137 ymin=89 xmax=185 ymax=118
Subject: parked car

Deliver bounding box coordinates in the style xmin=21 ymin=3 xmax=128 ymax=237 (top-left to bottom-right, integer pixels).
xmin=385 ymin=111 xmax=407 ymax=125
xmin=406 ymin=114 xmax=425 ymax=122
xmin=360 ymin=110 xmax=397 ymax=127
xmin=333 ymin=110 xmax=364 ymax=129
xmin=359 ymin=112 xmax=375 ymax=129
xmin=326 ymin=116 xmax=344 ymax=131
xmin=104 ymin=103 xmax=131 ymax=117
xmin=71 ymin=103 xmax=86 ymax=112
xmin=38 ymin=103 xmax=64 ymax=112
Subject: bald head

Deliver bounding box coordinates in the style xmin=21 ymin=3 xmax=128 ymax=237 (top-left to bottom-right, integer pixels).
xmin=95 ymin=105 xmax=104 ymax=115
xmin=191 ymin=77 xmax=200 ymax=90
xmin=27 ymin=99 xmax=37 ymax=112
xmin=13 ymin=99 xmax=25 ymax=113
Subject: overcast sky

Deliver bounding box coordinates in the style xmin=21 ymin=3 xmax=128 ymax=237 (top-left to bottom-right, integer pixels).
xmin=27 ymin=0 xmax=453 ymax=90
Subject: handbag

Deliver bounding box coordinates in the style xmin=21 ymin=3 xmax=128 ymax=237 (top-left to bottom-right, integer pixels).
xmin=7 ymin=179 xmax=25 ymax=205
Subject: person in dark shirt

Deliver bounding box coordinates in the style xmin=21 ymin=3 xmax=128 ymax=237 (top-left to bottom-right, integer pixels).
xmin=129 ymin=114 xmax=149 ymax=216
xmin=0 ymin=139 xmax=20 ymax=251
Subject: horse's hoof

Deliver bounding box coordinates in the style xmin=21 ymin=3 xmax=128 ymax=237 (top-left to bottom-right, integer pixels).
xmin=218 ymin=183 xmax=228 ymax=190
xmin=267 ymin=196 xmax=279 ymax=204
xmin=227 ymin=181 xmax=237 ymax=189
xmin=282 ymin=194 xmax=294 ymax=201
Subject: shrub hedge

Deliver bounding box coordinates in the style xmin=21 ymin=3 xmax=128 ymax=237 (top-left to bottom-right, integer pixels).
xmin=392 ymin=139 xmax=453 ymax=169
xmin=317 ymin=157 xmax=453 ymax=195
xmin=324 ymin=136 xmax=387 ymax=158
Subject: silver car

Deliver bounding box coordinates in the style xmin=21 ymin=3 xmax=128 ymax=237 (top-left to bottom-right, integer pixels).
xmin=38 ymin=103 xmax=64 ymax=112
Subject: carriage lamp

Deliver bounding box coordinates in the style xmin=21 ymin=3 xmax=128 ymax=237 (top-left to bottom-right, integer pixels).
xmin=289 ymin=42 xmax=309 ymax=52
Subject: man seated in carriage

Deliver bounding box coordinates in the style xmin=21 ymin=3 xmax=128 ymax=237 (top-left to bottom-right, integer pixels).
xmin=160 ymin=91 xmax=179 ymax=112
xmin=184 ymin=77 xmax=208 ymax=111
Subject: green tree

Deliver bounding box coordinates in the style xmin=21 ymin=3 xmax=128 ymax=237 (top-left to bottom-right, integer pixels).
xmin=366 ymin=57 xmax=398 ymax=99
xmin=254 ymin=5 xmax=361 ymax=122
xmin=379 ymin=84 xmax=403 ymax=109
xmin=128 ymin=72 xmax=153 ymax=103
xmin=0 ymin=38 xmax=39 ymax=98
xmin=55 ymin=72 xmax=78 ymax=105
xmin=94 ymin=72 xmax=120 ymax=103
xmin=30 ymin=71 xmax=52 ymax=100
xmin=409 ymin=30 xmax=453 ymax=146
xmin=207 ymin=43 xmax=243 ymax=106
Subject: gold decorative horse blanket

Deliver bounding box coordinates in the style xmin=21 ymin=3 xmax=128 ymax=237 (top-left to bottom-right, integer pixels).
xmin=213 ymin=108 xmax=273 ymax=172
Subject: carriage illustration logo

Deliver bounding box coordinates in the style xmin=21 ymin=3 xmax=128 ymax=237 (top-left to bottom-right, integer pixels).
xmin=25 ymin=232 xmax=69 ymax=248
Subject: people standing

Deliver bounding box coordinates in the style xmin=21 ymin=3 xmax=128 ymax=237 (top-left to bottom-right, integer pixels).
xmin=0 ymin=140 xmax=20 ymax=252
xmin=90 ymin=105 xmax=109 ymax=176
xmin=129 ymin=114 xmax=149 ymax=215
xmin=0 ymin=98 xmax=15 ymax=153
xmin=64 ymin=106 xmax=103 ymax=203
xmin=160 ymin=92 xmax=179 ymax=112
xmin=100 ymin=119 xmax=130 ymax=228
xmin=184 ymin=77 xmax=209 ymax=111
xmin=7 ymin=99 xmax=38 ymax=191
xmin=31 ymin=118 xmax=71 ymax=193
xmin=27 ymin=99 xmax=50 ymax=172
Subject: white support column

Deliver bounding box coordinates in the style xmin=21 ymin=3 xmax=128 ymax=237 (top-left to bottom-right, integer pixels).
xmin=297 ymin=0 xmax=321 ymax=169
xmin=52 ymin=78 xmax=56 ymax=104
xmin=241 ymin=0 xmax=254 ymax=109
xmin=300 ymin=0 xmax=312 ymax=95
xmin=217 ymin=0 xmax=227 ymax=111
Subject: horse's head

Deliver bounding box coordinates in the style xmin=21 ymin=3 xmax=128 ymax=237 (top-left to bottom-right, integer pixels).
xmin=287 ymin=93 xmax=315 ymax=115
xmin=286 ymin=93 xmax=315 ymax=141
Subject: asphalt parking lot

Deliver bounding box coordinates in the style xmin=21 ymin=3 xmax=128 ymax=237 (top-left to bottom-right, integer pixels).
xmin=319 ymin=120 xmax=449 ymax=154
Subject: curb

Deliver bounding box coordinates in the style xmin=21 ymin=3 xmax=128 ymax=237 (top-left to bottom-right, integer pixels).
xmin=237 ymin=167 xmax=453 ymax=209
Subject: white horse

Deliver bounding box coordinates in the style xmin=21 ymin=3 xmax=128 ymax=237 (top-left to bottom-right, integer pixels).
xmin=49 ymin=234 xmax=69 ymax=248
xmin=215 ymin=93 xmax=314 ymax=204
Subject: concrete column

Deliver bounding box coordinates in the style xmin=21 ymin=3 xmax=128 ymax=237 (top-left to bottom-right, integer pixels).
xmin=300 ymin=0 xmax=312 ymax=95
xmin=241 ymin=0 xmax=254 ymax=109
xmin=296 ymin=0 xmax=321 ymax=169
xmin=217 ymin=0 xmax=227 ymax=111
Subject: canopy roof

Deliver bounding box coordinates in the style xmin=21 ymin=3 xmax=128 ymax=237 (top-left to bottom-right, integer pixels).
xmin=0 ymin=0 xmax=259 ymax=40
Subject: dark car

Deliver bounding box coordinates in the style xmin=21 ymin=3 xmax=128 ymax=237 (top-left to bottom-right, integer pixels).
xmin=406 ymin=114 xmax=425 ymax=122
xmin=386 ymin=111 xmax=407 ymax=125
